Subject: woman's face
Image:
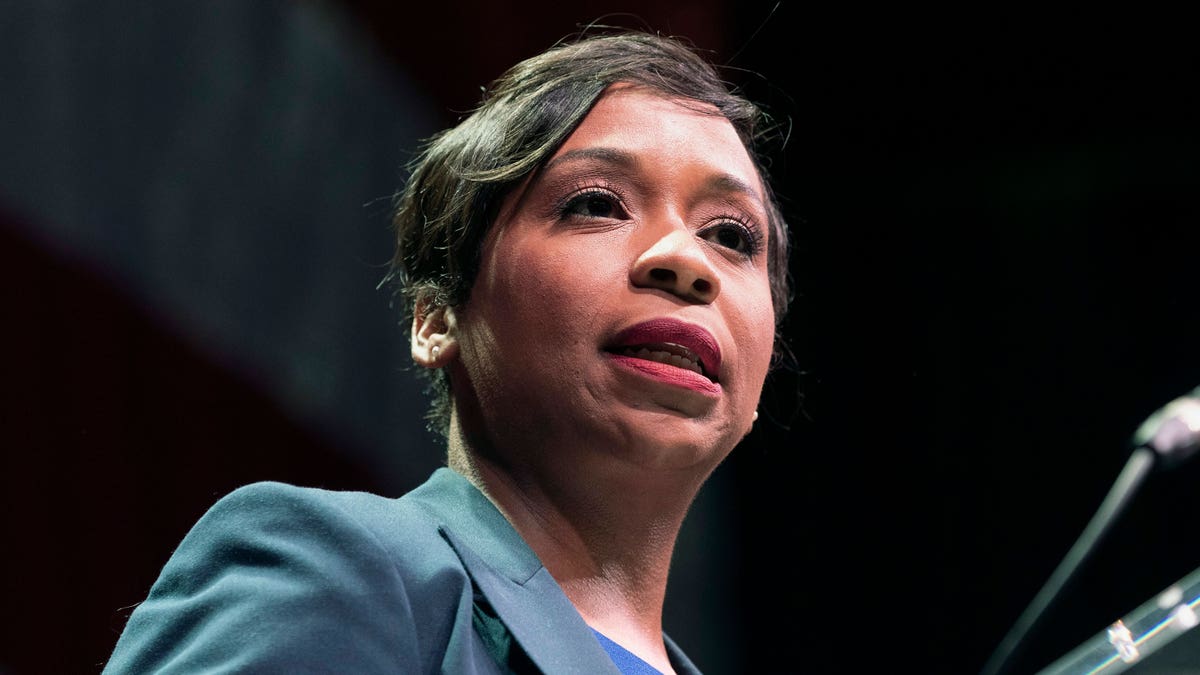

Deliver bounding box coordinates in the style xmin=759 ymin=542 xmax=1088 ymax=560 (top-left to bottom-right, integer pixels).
xmin=448 ymin=84 xmax=777 ymax=475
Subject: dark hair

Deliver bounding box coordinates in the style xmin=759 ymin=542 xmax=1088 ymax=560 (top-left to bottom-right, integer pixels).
xmin=384 ymin=29 xmax=792 ymax=437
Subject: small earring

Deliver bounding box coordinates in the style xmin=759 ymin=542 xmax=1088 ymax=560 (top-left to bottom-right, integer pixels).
xmin=752 ymin=410 xmax=759 ymax=422
xmin=431 ymin=345 xmax=441 ymax=362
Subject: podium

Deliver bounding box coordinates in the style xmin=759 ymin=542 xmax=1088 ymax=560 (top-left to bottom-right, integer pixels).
xmin=1039 ymin=564 xmax=1200 ymax=674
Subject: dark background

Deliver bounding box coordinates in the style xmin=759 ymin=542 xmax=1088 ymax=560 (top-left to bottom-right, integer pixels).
xmin=3 ymin=3 xmax=1198 ymax=674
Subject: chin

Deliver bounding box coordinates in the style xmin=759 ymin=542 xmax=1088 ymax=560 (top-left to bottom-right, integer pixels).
xmin=609 ymin=410 xmax=741 ymax=473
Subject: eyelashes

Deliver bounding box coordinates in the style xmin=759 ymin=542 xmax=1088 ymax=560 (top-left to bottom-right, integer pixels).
xmin=559 ymin=187 xmax=629 ymax=221
xmin=698 ymin=218 xmax=765 ymax=257
xmin=554 ymin=183 xmax=766 ymax=258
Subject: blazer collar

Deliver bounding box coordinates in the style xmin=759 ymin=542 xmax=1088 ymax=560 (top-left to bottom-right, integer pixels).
xmin=409 ymin=468 xmax=701 ymax=674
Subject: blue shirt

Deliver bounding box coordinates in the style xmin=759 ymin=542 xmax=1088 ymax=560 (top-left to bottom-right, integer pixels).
xmin=593 ymin=628 xmax=665 ymax=675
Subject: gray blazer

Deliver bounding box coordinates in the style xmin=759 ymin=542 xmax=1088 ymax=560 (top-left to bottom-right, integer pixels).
xmin=102 ymin=467 xmax=703 ymax=674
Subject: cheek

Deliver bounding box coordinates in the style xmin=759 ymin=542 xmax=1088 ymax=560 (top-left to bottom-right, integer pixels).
xmin=475 ymin=236 xmax=611 ymax=348
xmin=731 ymin=283 xmax=778 ymax=388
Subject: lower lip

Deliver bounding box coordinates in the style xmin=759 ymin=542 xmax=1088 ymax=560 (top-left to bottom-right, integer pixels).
xmin=606 ymin=353 xmax=722 ymax=396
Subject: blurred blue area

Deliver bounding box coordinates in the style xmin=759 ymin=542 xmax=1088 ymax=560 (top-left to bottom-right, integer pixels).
xmin=1 ymin=0 xmax=443 ymax=489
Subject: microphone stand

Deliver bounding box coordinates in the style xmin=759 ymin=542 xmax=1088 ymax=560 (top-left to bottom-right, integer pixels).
xmin=979 ymin=387 xmax=1200 ymax=675
xmin=977 ymin=446 xmax=1156 ymax=675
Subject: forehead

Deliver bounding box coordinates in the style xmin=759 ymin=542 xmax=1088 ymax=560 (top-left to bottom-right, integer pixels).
xmin=548 ymin=85 xmax=764 ymax=198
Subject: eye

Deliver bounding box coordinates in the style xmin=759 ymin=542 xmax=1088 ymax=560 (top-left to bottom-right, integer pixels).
xmin=561 ymin=190 xmax=627 ymax=220
xmin=701 ymin=220 xmax=762 ymax=256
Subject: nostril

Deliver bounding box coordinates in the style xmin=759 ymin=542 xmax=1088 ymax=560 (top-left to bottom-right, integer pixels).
xmin=649 ymin=268 xmax=675 ymax=283
xmin=692 ymin=278 xmax=711 ymax=295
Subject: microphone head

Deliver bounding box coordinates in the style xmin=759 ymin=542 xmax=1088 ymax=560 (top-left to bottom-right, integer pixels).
xmin=1133 ymin=386 xmax=1200 ymax=467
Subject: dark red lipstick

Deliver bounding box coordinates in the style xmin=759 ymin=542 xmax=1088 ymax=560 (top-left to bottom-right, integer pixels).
xmin=605 ymin=318 xmax=722 ymax=395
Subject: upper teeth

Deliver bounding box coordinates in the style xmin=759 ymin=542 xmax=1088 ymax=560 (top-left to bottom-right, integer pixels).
xmin=621 ymin=347 xmax=703 ymax=375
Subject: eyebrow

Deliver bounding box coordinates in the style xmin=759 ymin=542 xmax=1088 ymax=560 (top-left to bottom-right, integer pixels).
xmin=542 ymin=146 xmax=765 ymax=208
xmin=542 ymin=147 xmax=637 ymax=174
xmin=700 ymin=173 xmax=765 ymax=210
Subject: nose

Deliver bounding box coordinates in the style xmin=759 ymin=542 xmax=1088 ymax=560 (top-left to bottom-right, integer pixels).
xmin=630 ymin=227 xmax=721 ymax=304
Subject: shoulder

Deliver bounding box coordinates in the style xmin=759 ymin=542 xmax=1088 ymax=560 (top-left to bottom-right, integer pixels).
xmin=103 ymin=478 xmax=470 ymax=674
xmin=193 ymin=479 xmax=459 ymax=566
xmin=167 ymin=480 xmax=438 ymax=580
xmin=202 ymin=479 xmax=403 ymax=524
xmin=197 ymin=479 xmax=416 ymax=540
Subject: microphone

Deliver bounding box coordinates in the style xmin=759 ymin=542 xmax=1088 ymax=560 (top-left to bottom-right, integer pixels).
xmin=1131 ymin=386 xmax=1200 ymax=467
xmin=979 ymin=385 xmax=1200 ymax=675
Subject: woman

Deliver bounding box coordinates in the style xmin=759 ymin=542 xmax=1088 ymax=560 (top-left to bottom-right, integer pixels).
xmin=103 ymin=29 xmax=791 ymax=674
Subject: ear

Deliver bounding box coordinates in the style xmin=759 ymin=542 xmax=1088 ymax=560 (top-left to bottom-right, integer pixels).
xmin=411 ymin=299 xmax=460 ymax=369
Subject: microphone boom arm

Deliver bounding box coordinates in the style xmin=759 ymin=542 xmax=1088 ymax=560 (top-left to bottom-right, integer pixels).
xmin=979 ymin=386 xmax=1200 ymax=675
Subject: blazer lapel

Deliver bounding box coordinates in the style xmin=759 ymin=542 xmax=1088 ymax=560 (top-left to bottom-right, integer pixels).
xmin=415 ymin=469 xmax=698 ymax=674
xmin=440 ymin=526 xmax=622 ymax=675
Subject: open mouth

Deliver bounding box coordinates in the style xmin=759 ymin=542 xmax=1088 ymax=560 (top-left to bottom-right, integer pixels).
xmin=611 ymin=342 xmax=713 ymax=382
xmin=605 ymin=318 xmax=722 ymax=386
